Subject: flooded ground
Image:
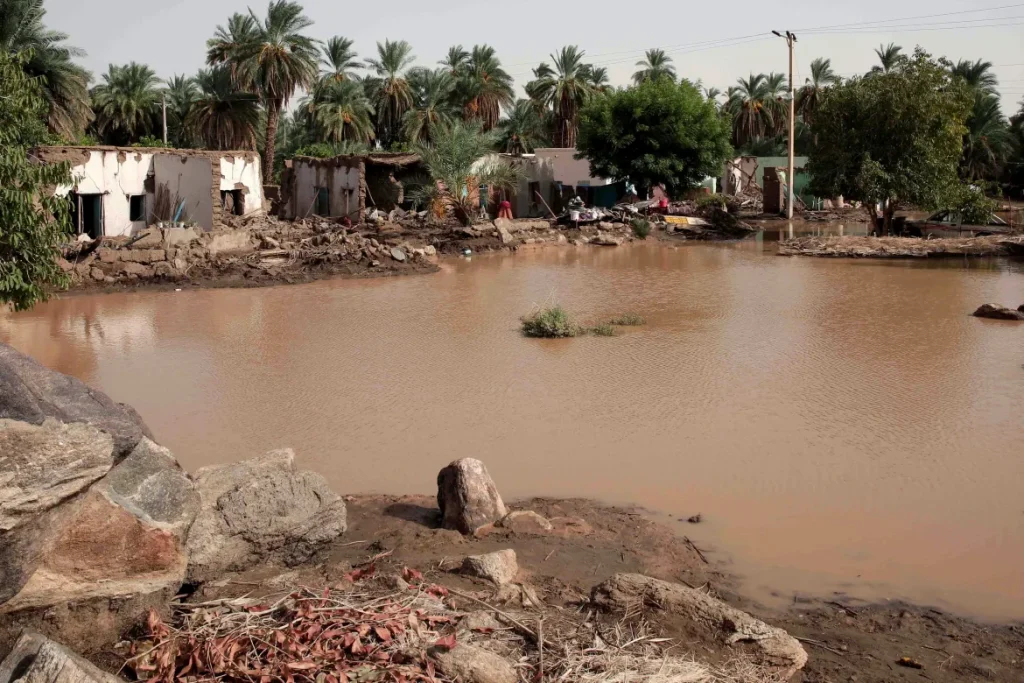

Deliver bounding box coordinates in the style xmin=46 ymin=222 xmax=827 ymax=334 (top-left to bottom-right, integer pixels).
xmin=3 ymin=229 xmax=1024 ymax=620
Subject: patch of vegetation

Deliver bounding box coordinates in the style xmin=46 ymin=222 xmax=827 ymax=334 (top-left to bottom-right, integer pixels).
xmin=521 ymin=306 xmax=582 ymax=338
xmin=695 ymin=193 xmax=727 ymax=213
xmin=630 ymin=218 xmax=652 ymax=239
xmin=588 ymin=323 xmax=618 ymax=336
xmin=608 ymin=313 xmax=646 ymax=326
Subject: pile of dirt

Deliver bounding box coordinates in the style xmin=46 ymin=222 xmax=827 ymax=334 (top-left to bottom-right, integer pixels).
xmin=778 ymin=235 xmax=1016 ymax=258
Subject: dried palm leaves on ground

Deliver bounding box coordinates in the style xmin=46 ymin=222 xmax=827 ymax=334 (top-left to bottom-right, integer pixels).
xmin=122 ymin=567 xmax=777 ymax=683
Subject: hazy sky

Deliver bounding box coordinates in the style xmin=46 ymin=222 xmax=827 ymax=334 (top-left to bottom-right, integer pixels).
xmin=45 ymin=0 xmax=1024 ymax=113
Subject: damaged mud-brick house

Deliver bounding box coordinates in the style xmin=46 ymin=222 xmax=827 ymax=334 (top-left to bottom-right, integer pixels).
xmin=488 ymin=148 xmax=620 ymax=218
xmin=34 ymin=146 xmax=264 ymax=238
xmin=278 ymin=153 xmax=424 ymax=220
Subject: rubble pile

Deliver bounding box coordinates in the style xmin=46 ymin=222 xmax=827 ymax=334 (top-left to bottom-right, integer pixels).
xmin=778 ymin=235 xmax=1018 ymax=258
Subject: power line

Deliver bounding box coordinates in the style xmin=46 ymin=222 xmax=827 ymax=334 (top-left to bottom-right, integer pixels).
xmin=795 ymin=2 xmax=1024 ymax=32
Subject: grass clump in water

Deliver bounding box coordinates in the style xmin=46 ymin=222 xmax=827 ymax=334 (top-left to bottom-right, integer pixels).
xmin=630 ymin=217 xmax=652 ymax=239
xmin=521 ymin=306 xmax=582 ymax=338
xmin=608 ymin=313 xmax=646 ymax=326
xmin=588 ymin=323 xmax=618 ymax=336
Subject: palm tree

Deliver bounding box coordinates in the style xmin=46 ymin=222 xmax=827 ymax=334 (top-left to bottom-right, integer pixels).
xmin=796 ymin=57 xmax=838 ymax=124
xmin=91 ymin=62 xmax=162 ymax=144
xmin=456 ymin=45 xmax=514 ymax=131
xmin=951 ymin=59 xmax=998 ymax=96
xmin=961 ymin=92 xmax=1012 ymax=181
xmin=705 ymin=87 xmax=721 ymax=101
xmin=439 ymin=45 xmax=469 ymax=75
xmin=0 ymin=0 xmax=92 ymax=138
xmin=207 ymin=1 xmax=319 ymax=180
xmin=761 ymin=71 xmax=788 ymax=135
xmin=402 ymin=68 xmax=455 ymax=144
xmin=871 ymin=43 xmax=903 ymax=73
xmin=632 ymin=48 xmax=676 ymax=85
xmin=186 ymin=66 xmax=261 ymax=150
xmin=727 ymin=74 xmax=771 ymax=146
xmin=525 ymin=46 xmax=594 ymax=148
xmin=498 ymin=99 xmax=547 ymax=155
xmin=319 ymin=36 xmax=362 ymax=84
xmin=365 ymin=39 xmax=416 ymax=148
xmin=581 ymin=65 xmax=611 ymax=93
xmin=408 ymin=121 xmax=522 ymax=225
xmin=308 ymin=79 xmax=375 ymax=143
xmin=165 ymin=74 xmax=198 ymax=146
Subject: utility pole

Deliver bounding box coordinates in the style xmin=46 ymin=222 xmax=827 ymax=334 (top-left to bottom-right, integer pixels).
xmin=772 ymin=30 xmax=797 ymax=219
xmin=162 ymin=94 xmax=168 ymax=145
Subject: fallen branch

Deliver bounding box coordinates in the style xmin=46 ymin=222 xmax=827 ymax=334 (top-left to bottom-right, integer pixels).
xmin=447 ymin=587 xmax=545 ymax=646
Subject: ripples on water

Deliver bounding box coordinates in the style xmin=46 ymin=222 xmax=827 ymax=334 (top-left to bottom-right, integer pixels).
xmin=3 ymin=231 xmax=1023 ymax=620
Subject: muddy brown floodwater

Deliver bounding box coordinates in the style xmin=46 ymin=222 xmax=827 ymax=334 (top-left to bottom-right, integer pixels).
xmin=3 ymin=230 xmax=1024 ymax=621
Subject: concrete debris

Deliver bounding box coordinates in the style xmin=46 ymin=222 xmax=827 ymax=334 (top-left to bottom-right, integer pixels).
xmin=973 ymin=303 xmax=1024 ymax=320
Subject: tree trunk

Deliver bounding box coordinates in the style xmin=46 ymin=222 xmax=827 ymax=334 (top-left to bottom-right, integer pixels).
xmin=864 ymin=203 xmax=881 ymax=234
xmin=262 ymin=99 xmax=281 ymax=183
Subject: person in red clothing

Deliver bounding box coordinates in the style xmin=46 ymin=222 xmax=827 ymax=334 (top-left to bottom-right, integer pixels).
xmin=498 ymin=198 xmax=513 ymax=219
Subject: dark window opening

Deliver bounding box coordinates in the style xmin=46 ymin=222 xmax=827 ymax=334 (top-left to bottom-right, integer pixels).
xmin=220 ymin=189 xmax=245 ymax=216
xmin=315 ymin=187 xmax=329 ymax=216
xmin=70 ymin=193 xmax=103 ymax=239
xmin=129 ymin=195 xmax=146 ymax=222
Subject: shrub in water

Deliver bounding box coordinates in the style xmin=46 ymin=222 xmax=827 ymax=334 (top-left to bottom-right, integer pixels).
xmin=521 ymin=306 xmax=581 ymax=338
xmin=608 ymin=313 xmax=646 ymax=326
xmin=588 ymin=323 xmax=618 ymax=336
xmin=630 ymin=218 xmax=652 ymax=239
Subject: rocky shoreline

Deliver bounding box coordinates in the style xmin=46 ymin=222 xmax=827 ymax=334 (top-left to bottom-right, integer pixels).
xmin=779 ymin=234 xmax=1024 ymax=258
xmin=2 ymin=342 xmax=1022 ymax=683
xmin=57 ymin=214 xmax=756 ymax=297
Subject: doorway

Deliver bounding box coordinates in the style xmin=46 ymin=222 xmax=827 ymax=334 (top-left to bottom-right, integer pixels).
xmin=70 ymin=193 xmax=103 ymax=239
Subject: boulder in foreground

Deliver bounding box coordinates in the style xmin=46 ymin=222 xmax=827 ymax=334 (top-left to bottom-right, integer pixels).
xmin=592 ymin=573 xmax=807 ymax=680
xmin=0 ymin=342 xmax=153 ymax=457
xmin=437 ymin=458 xmax=507 ymax=534
xmin=972 ymin=303 xmax=1024 ymax=320
xmin=0 ymin=632 xmax=122 ymax=683
xmin=186 ymin=449 xmax=347 ymax=582
xmin=461 ymin=549 xmax=518 ymax=585
xmin=432 ymin=643 xmax=517 ymax=683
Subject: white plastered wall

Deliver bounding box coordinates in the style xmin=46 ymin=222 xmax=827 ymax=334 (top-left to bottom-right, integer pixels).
xmin=219 ymin=155 xmax=263 ymax=214
xmin=57 ymin=150 xmax=155 ymax=237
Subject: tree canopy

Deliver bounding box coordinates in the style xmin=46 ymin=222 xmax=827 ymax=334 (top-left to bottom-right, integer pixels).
xmin=807 ymin=49 xmax=971 ymax=233
xmin=575 ymin=77 xmax=732 ymax=196
xmin=0 ymin=50 xmax=73 ymax=310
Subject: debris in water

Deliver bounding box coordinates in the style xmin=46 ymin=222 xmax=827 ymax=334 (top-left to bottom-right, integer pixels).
xmin=687 ymin=514 xmax=702 ymax=524
xmin=896 ymin=657 xmax=924 ymax=669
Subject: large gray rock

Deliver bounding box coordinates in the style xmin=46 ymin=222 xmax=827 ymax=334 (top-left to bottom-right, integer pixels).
xmin=0 ymin=343 xmax=153 ymax=457
xmin=494 ymin=219 xmax=515 ymax=245
xmin=437 ymin=458 xmax=507 ymax=534
xmin=592 ymin=574 xmax=807 ymax=681
xmin=432 ymin=644 xmax=517 ymax=683
xmin=0 ymin=632 xmax=122 ymax=683
xmin=186 ymin=449 xmax=347 ymax=582
xmin=1 ymin=437 xmax=198 ymax=611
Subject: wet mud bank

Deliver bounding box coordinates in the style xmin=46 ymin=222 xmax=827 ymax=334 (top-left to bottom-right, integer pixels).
xmin=779 ymin=234 xmax=1024 ymax=258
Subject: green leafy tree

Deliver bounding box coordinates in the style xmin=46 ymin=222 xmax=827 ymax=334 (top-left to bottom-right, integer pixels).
xmin=186 ymin=66 xmax=260 ymax=150
xmin=207 ymin=1 xmax=319 ymax=181
xmin=165 ymin=74 xmax=198 ymax=146
xmin=0 ymin=51 xmax=72 ymax=310
xmin=0 ymin=0 xmax=92 ymax=139
xmin=365 ymin=39 xmax=416 ymax=148
xmin=960 ymin=91 xmax=1011 ymax=182
xmin=632 ymin=48 xmax=676 ymax=85
xmin=1005 ymin=101 xmax=1024 ymax=195
xmin=91 ymin=62 xmax=162 ymax=144
xmin=498 ymin=99 xmax=548 ymax=154
xmin=808 ymin=49 xmax=971 ymax=234
xmin=576 ymin=77 xmax=732 ymax=197
xmin=408 ymin=121 xmax=522 ymax=225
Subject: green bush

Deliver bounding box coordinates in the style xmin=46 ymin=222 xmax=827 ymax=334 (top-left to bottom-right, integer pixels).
xmin=953 ymin=184 xmax=997 ymax=226
xmin=630 ymin=218 xmax=652 ymax=239
xmin=521 ymin=306 xmax=582 ymax=338
xmin=608 ymin=313 xmax=646 ymax=326
xmin=695 ymin=193 xmax=727 ymax=213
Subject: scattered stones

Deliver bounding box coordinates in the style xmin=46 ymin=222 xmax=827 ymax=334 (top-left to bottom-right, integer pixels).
xmin=497 ymin=510 xmax=553 ymax=534
xmin=0 ymin=342 xmax=153 ymax=457
xmin=0 ymin=632 xmax=122 ymax=683
xmin=972 ymin=303 xmax=1024 ymax=320
xmin=592 ymin=574 xmax=808 ymax=680
xmin=186 ymin=449 xmax=348 ymax=582
xmin=431 ymin=644 xmax=517 ymax=683
xmin=437 ymin=458 xmax=507 ymax=534
xmin=494 ymin=218 xmax=515 ymax=245
xmin=548 ymin=516 xmax=593 ymax=537
xmin=462 ymin=549 xmax=518 ymax=586
xmin=90 ymin=267 xmax=105 ymax=281
xmin=461 ymin=611 xmax=503 ymax=632
xmin=591 ymin=232 xmax=624 ymax=246
xmin=390 ymin=247 xmax=407 ymax=262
